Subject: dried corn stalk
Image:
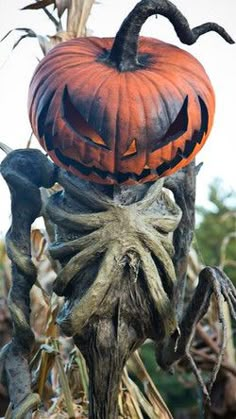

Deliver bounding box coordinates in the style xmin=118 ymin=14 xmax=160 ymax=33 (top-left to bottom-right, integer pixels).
xmin=2 ymin=0 xmax=96 ymax=54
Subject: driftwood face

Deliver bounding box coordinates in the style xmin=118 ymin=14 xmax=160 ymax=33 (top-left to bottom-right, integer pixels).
xmin=46 ymin=173 xmax=182 ymax=340
xmin=43 ymin=172 xmax=182 ymax=418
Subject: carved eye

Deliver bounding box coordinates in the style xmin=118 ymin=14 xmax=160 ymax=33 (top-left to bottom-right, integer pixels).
xmin=156 ymin=95 xmax=209 ymax=175
xmin=122 ymin=138 xmax=137 ymax=159
xmin=152 ymin=96 xmax=189 ymax=151
xmin=62 ymin=86 xmax=109 ymax=149
xmin=182 ymin=95 xmax=208 ymax=156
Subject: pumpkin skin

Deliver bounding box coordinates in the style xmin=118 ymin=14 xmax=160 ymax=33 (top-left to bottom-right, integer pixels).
xmin=28 ymin=36 xmax=214 ymax=185
xmin=28 ymin=0 xmax=235 ymax=185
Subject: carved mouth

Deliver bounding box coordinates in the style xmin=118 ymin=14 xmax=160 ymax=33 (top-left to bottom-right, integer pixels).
xmin=39 ymin=84 xmax=208 ymax=183
xmin=53 ymin=95 xmax=208 ymax=183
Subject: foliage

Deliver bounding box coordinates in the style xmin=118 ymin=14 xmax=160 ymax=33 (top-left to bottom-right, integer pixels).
xmin=195 ymin=178 xmax=236 ymax=284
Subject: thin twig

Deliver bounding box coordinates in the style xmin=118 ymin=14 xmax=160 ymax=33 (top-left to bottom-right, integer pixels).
xmin=191 ymin=348 xmax=236 ymax=376
xmin=42 ymin=7 xmax=62 ymax=31
xmin=196 ymin=324 xmax=220 ymax=355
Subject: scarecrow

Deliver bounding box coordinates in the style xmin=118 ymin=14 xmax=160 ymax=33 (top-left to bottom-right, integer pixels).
xmin=0 ymin=1 xmax=235 ymax=418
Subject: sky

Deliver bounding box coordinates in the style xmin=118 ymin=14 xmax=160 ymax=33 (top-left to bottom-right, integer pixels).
xmin=0 ymin=0 xmax=235 ymax=234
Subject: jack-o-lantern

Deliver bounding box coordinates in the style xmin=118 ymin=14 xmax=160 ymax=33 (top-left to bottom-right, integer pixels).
xmin=28 ymin=0 xmax=234 ymax=185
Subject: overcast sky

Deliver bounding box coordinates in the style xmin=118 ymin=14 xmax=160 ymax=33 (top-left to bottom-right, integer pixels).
xmin=0 ymin=0 xmax=235 ymax=234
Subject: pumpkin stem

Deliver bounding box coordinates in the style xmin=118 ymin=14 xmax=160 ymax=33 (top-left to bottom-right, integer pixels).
xmin=107 ymin=0 xmax=234 ymax=72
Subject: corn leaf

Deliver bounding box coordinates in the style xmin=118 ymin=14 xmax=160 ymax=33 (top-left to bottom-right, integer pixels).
xmin=55 ymin=348 xmax=75 ymax=418
xmin=129 ymin=351 xmax=174 ymax=419
xmin=0 ymin=142 xmax=13 ymax=154
xmin=1 ymin=27 xmax=37 ymax=42
xmin=67 ymin=0 xmax=95 ymax=37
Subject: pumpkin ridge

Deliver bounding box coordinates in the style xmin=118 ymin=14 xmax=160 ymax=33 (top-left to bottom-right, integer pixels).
xmin=154 ymin=69 xmax=190 ymax=105
xmin=143 ymin=68 xmax=186 ymax=132
xmin=164 ymin=62 xmax=212 ymax=87
xmin=47 ymin=37 xmax=103 ymax=55
xmin=160 ymin=68 xmax=215 ymax=123
xmin=129 ymin=74 xmax=149 ymax=172
xmin=171 ymin=69 xmax=215 ymax=105
xmin=138 ymin=72 xmax=171 ymax=131
xmin=86 ymin=72 xmax=119 ymax=149
xmin=130 ymin=72 xmax=159 ymax=152
xmin=135 ymin=71 xmax=174 ymax=129
xmin=61 ymin=63 xmax=113 ymax=127
xmin=30 ymin=62 xmax=95 ymax=119
xmin=129 ymin=71 xmax=172 ymax=164
xmin=130 ymin=72 xmax=148 ymax=133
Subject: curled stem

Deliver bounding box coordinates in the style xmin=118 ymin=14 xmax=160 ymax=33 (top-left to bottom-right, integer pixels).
xmin=107 ymin=0 xmax=234 ymax=71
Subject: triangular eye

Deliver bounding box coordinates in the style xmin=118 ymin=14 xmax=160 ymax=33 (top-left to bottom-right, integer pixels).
xmin=152 ymin=96 xmax=189 ymax=151
xmin=122 ymin=138 xmax=137 ymax=159
xmin=62 ymin=86 xmax=109 ymax=149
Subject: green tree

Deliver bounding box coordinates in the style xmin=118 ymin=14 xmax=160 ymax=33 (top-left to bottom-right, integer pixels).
xmin=195 ymin=178 xmax=236 ymax=284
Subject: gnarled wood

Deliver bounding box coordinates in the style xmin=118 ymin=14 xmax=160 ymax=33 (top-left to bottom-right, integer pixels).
xmin=1 ymin=149 xmax=236 ymax=418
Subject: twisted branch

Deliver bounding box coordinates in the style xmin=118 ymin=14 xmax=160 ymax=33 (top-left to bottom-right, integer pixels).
xmin=0 ymin=150 xmax=57 ymax=418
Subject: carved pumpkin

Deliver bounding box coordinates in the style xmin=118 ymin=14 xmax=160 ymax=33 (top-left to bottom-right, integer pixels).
xmin=28 ymin=0 xmax=233 ymax=185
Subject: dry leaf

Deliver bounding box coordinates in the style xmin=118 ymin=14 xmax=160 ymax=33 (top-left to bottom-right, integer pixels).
xmin=55 ymin=0 xmax=71 ymax=18
xmin=31 ymin=229 xmax=47 ymax=261
xmin=22 ymin=0 xmax=54 ymax=10
xmin=0 ymin=142 xmax=13 ymax=154
xmin=127 ymin=352 xmax=174 ymax=419
xmin=46 ymin=31 xmax=76 ymax=50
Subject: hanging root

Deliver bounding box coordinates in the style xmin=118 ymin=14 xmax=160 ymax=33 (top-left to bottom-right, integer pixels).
xmin=46 ymin=191 xmax=112 ymax=232
xmin=0 ymin=149 xmax=57 ymax=417
xmin=138 ymin=226 xmax=177 ymax=288
xmin=138 ymin=245 xmax=177 ymax=335
xmin=186 ymin=352 xmax=210 ymax=402
xmin=187 ymin=268 xmax=236 ymax=403
xmin=52 ymin=237 xmax=109 ymax=296
xmin=49 ymin=228 xmax=107 ymax=259
xmin=202 ymin=268 xmax=236 ymax=396
xmin=185 ymin=269 xmax=229 ymax=407
xmin=156 ymin=265 xmax=236 ymax=403
xmin=56 ymin=243 xmax=126 ymax=336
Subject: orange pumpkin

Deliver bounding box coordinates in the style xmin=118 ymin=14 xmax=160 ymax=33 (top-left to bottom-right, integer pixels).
xmin=28 ymin=0 xmax=234 ymax=185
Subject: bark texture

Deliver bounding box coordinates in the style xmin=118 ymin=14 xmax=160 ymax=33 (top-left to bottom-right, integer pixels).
xmin=0 ymin=150 xmax=236 ymax=418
